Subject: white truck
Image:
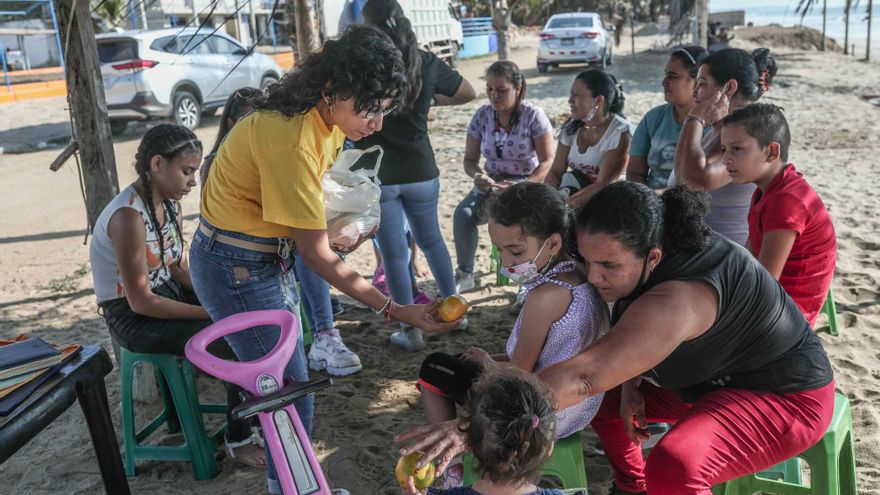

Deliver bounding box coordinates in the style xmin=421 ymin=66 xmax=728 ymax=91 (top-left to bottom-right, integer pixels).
xmin=318 ymin=0 xmax=463 ymax=66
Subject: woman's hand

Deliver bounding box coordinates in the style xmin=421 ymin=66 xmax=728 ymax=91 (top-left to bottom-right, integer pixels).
xmin=461 ymin=347 xmax=494 ymax=367
xmin=400 ymin=476 xmax=426 ymax=495
xmin=395 ymin=420 xmax=467 ymax=475
xmin=330 ymin=224 xmax=379 ymax=254
xmin=690 ymin=81 xmax=732 ymax=126
xmin=473 ymin=173 xmax=494 ymax=193
xmin=491 ymin=179 xmax=518 ymax=191
xmin=620 ymin=379 xmax=650 ymax=444
xmin=392 ymin=301 xmax=462 ymax=334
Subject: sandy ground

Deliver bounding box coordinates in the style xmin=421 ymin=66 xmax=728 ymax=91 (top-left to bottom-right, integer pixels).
xmin=1 ymin=28 xmax=879 ymax=495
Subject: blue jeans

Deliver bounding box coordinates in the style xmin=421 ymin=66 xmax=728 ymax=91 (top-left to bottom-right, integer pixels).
xmin=294 ymin=252 xmax=334 ymax=332
xmin=453 ymin=187 xmax=491 ymax=275
xmin=188 ymin=218 xmax=312 ymax=485
xmin=375 ymin=178 xmax=456 ymax=304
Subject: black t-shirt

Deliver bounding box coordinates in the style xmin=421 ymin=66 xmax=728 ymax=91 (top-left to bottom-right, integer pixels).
xmin=613 ymin=233 xmax=834 ymax=403
xmin=354 ymin=50 xmax=464 ymax=185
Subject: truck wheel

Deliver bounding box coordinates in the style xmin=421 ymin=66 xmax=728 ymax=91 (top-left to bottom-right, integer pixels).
xmin=448 ymin=46 xmax=460 ymax=68
xmin=537 ymin=63 xmax=549 ymax=74
xmin=260 ymin=75 xmax=278 ymax=90
xmin=172 ymin=91 xmax=201 ymax=130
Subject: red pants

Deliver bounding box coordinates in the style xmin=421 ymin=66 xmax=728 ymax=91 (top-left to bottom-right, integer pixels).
xmin=591 ymin=380 xmax=835 ymax=495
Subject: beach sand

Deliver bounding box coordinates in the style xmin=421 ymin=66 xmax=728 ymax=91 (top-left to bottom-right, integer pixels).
xmin=0 ymin=26 xmax=878 ymax=494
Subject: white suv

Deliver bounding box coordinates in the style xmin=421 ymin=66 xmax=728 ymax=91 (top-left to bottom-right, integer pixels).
xmin=537 ymin=12 xmax=613 ymax=73
xmin=97 ymin=28 xmax=283 ymax=134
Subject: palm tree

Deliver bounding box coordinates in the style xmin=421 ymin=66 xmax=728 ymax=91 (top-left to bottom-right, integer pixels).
xmin=795 ymin=0 xmax=828 ymax=50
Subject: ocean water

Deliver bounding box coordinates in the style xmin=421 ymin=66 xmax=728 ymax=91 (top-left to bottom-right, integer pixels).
xmin=719 ymin=4 xmax=879 ymax=56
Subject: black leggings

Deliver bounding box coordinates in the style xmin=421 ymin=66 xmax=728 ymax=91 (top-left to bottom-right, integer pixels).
xmin=99 ymin=280 xmax=252 ymax=442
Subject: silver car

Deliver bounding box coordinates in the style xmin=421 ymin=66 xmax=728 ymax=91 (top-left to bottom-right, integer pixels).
xmin=97 ymin=28 xmax=284 ymax=134
xmin=537 ymin=12 xmax=613 ymax=73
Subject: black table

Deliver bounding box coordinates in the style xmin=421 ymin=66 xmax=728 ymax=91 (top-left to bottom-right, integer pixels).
xmin=0 ymin=344 xmax=130 ymax=494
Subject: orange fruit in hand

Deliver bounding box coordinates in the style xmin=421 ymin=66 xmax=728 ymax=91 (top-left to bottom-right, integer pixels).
xmin=395 ymin=452 xmax=435 ymax=489
xmin=437 ymin=295 xmax=469 ymax=322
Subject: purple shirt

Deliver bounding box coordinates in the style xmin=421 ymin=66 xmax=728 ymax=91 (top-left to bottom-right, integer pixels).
xmin=467 ymin=101 xmax=552 ymax=178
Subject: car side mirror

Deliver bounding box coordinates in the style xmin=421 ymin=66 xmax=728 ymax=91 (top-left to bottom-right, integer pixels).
xmin=608 ymin=25 xmax=616 ymax=32
xmin=233 ymin=48 xmax=248 ymax=56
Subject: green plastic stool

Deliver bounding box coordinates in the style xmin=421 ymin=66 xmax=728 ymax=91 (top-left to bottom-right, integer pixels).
xmin=821 ymin=289 xmax=839 ymax=336
xmin=463 ymin=433 xmax=588 ymax=490
xmin=490 ymin=245 xmax=509 ymax=286
xmin=119 ymin=348 xmax=226 ymax=479
xmin=712 ymin=393 xmax=857 ymax=495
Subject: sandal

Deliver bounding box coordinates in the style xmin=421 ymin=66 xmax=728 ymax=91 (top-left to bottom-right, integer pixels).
xmin=226 ymin=432 xmax=268 ymax=469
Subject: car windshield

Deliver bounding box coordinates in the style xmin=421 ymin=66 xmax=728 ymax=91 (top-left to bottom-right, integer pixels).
xmin=547 ymin=17 xmax=593 ymax=29
xmin=97 ymin=39 xmax=138 ymax=63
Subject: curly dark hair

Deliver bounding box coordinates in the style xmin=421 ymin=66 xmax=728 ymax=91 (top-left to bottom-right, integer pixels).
xmin=134 ymin=124 xmax=202 ymax=270
xmin=460 ymin=367 xmax=556 ymax=486
xmin=575 ymin=181 xmax=712 ymax=256
xmin=249 ymin=25 xmax=409 ymax=117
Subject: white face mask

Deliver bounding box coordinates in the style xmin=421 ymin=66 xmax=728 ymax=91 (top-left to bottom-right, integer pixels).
xmin=500 ymin=239 xmax=549 ymax=285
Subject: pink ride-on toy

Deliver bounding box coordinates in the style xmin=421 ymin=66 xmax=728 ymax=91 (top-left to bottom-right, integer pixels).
xmin=185 ymin=310 xmax=333 ymax=495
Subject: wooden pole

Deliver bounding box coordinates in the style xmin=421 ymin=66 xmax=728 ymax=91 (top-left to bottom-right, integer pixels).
xmin=821 ymin=0 xmax=827 ymax=50
xmin=868 ymin=0 xmax=873 ymax=61
xmin=52 ymin=0 xmax=119 ymax=230
xmin=699 ymin=0 xmax=708 ymax=48
xmin=845 ymin=0 xmax=851 ymax=54
xmin=293 ymin=0 xmax=320 ymax=61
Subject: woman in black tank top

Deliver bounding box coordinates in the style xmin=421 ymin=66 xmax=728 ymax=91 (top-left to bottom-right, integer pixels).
xmin=394 ymin=181 xmax=835 ymax=495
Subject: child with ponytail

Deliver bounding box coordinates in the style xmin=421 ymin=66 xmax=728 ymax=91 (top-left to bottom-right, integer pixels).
xmin=545 ymin=69 xmax=633 ymax=207
xmin=417 ymin=181 xmax=608 ymax=488
xmin=402 ymin=368 xmax=568 ymax=495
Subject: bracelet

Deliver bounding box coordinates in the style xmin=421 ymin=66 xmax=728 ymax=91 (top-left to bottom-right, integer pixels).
xmin=374 ymin=296 xmax=392 ymax=316
xmin=383 ymin=301 xmax=395 ymax=325
xmin=684 ymin=114 xmax=708 ymax=128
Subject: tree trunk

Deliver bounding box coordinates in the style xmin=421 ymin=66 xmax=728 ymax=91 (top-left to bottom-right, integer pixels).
xmin=698 ymin=0 xmax=708 ymax=48
xmin=52 ymin=0 xmax=119 ymax=230
xmin=845 ymin=0 xmax=851 ymax=54
xmin=867 ymin=0 xmax=873 ymax=61
xmin=491 ymin=0 xmax=512 ymax=60
xmin=294 ymin=0 xmax=320 ymax=62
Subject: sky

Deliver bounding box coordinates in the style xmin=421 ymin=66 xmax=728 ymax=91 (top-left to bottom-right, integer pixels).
xmin=710 ymin=0 xmax=849 ymax=11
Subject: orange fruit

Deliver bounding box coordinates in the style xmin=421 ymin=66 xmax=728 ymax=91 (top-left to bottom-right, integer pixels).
xmin=437 ymin=295 xmax=469 ymax=322
xmin=395 ymin=452 xmax=435 ymax=489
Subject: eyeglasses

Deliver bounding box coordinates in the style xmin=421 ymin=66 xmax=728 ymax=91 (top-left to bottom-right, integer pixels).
xmin=363 ymin=105 xmax=397 ymax=120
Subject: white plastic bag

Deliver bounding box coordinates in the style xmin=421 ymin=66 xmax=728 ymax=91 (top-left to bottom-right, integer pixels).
xmin=323 ymin=145 xmax=383 ymax=249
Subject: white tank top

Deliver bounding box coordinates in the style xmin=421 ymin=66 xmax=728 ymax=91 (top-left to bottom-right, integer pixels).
xmin=89 ymin=185 xmax=183 ymax=303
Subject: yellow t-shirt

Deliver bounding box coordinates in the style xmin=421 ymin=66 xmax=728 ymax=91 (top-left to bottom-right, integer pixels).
xmin=201 ymin=108 xmax=345 ymax=238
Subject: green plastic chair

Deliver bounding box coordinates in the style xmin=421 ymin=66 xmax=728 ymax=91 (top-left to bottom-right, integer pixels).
xmin=711 ymin=393 xmax=857 ymax=495
xmin=463 ymin=433 xmax=588 ymax=490
xmin=490 ymin=245 xmax=509 ymax=287
xmin=119 ymin=348 xmax=226 ymax=479
xmin=821 ymin=289 xmax=839 ymax=336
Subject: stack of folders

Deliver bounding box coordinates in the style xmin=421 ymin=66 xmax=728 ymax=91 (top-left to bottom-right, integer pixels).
xmin=0 ymin=337 xmax=81 ymax=416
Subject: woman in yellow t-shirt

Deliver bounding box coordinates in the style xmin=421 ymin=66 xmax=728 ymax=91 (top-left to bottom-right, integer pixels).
xmin=189 ymin=26 xmax=460 ymax=494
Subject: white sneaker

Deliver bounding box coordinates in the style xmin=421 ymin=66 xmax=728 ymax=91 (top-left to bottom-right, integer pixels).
xmin=308 ymin=329 xmax=363 ymax=376
xmin=455 ymin=269 xmax=475 ymax=293
xmin=389 ymin=327 xmax=426 ymax=352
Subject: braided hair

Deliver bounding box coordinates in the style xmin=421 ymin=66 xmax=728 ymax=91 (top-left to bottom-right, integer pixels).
xmin=134 ymin=124 xmax=202 ymax=271
xmin=562 ymin=69 xmax=626 ymax=137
